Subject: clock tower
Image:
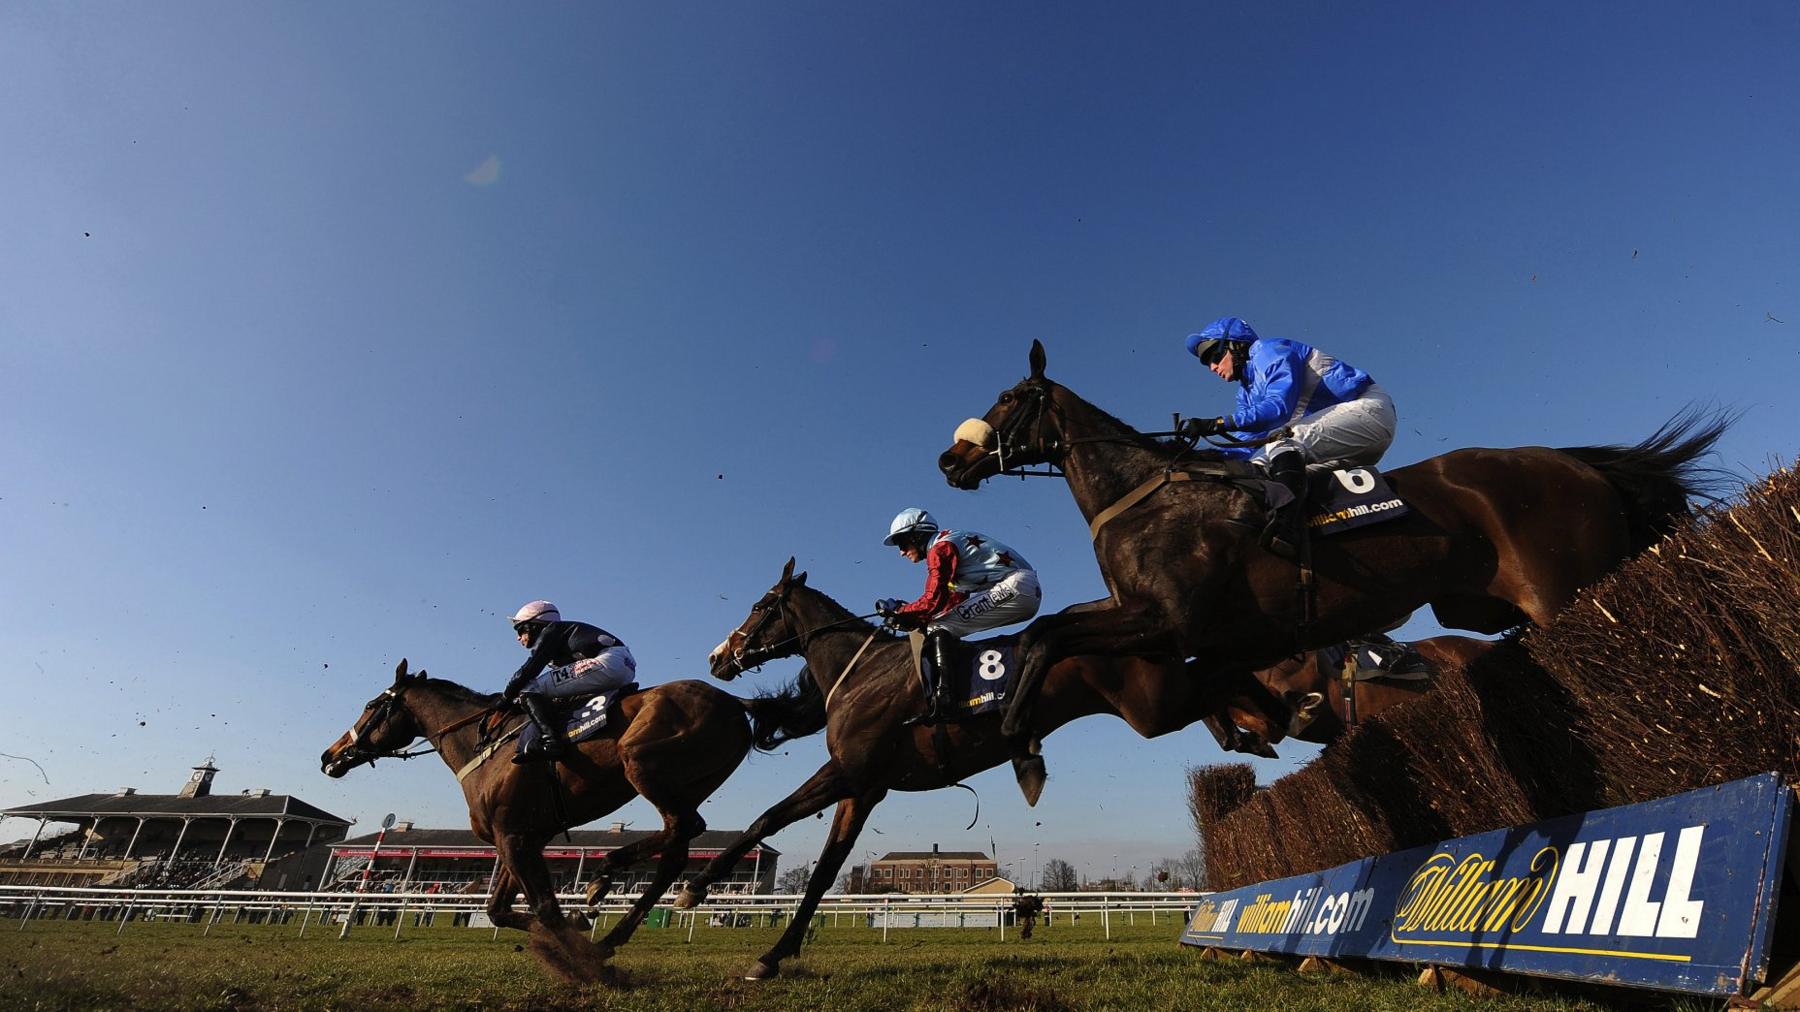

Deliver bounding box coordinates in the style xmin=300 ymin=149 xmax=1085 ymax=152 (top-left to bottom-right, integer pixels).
xmin=178 ymin=756 xmax=219 ymax=799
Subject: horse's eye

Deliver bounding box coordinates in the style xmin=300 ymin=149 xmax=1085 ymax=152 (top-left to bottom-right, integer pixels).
xmin=999 ymin=391 xmax=1015 ymax=405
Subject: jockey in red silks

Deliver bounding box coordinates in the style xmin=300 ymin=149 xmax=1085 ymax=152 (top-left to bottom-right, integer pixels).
xmin=875 ymin=508 xmax=1041 ymax=721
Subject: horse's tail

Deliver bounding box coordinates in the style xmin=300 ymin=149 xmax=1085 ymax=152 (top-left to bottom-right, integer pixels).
xmin=743 ymin=665 xmax=827 ymax=752
xmin=1558 ymin=408 xmax=1735 ymax=554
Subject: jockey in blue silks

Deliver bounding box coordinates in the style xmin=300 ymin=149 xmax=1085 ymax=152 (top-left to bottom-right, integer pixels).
xmin=1183 ymin=317 xmax=1397 ymax=559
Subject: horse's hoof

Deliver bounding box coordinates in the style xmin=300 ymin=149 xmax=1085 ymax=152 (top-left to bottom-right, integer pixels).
xmin=743 ymin=959 xmax=780 ymax=981
xmin=673 ymin=885 xmax=705 ymax=910
xmin=1013 ymin=755 xmax=1047 ymax=807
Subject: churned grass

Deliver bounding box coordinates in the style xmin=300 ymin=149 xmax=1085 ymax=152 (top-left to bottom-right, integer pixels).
xmin=0 ymin=915 xmax=1654 ymax=1011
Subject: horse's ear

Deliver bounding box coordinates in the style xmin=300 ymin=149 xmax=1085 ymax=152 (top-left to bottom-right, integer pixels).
xmin=1029 ymin=340 xmax=1047 ymax=378
xmin=781 ymin=556 xmax=796 ymax=582
xmin=394 ymin=658 xmax=409 ymax=683
xmin=794 ymin=570 xmax=808 ymax=586
xmin=414 ymin=669 xmax=427 ymax=681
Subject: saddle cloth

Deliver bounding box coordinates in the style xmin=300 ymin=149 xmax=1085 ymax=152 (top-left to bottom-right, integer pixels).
xmin=1298 ymin=463 xmax=1410 ymax=537
xmin=516 ymin=682 xmax=638 ymax=755
xmin=1319 ymin=640 xmax=1432 ymax=683
xmin=915 ymin=634 xmax=1020 ymax=717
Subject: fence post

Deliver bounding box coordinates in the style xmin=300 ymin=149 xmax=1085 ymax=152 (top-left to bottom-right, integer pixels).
xmin=393 ymin=895 xmax=408 ymax=940
xmin=1103 ymin=897 xmax=1111 ymax=940
xmin=116 ymin=898 xmax=135 ymax=935
xmin=17 ymin=892 xmax=42 ymax=931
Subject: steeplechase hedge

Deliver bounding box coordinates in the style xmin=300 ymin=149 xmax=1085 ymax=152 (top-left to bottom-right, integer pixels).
xmin=1192 ymin=465 xmax=1800 ymax=891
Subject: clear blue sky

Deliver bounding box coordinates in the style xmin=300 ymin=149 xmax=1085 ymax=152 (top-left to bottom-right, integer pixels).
xmin=3 ymin=3 xmax=1796 ymax=885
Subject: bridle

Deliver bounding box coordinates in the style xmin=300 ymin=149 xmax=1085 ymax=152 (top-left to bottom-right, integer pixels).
xmin=986 ymin=381 xmax=1068 ymax=479
xmin=724 ymin=580 xmax=882 ymax=676
xmin=332 ymin=684 xmax=445 ymax=769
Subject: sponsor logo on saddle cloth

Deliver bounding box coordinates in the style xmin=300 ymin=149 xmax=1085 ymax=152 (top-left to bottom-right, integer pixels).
xmin=1304 ymin=466 xmax=1409 ymax=536
xmin=515 ymin=683 xmax=637 ymax=755
xmin=939 ymin=640 xmax=1019 ymax=716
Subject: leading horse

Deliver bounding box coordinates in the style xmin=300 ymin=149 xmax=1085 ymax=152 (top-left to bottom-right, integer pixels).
xmin=938 ymin=342 xmax=1725 ymax=753
xmin=320 ymin=660 xmax=782 ymax=983
xmin=674 ymin=558 xmax=1288 ymax=980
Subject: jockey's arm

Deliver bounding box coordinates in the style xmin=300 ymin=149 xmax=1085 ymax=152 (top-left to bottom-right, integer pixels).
xmin=504 ymin=638 xmax=556 ymax=699
xmin=1227 ymin=346 xmax=1304 ymax=433
xmin=896 ymin=540 xmax=961 ymax=623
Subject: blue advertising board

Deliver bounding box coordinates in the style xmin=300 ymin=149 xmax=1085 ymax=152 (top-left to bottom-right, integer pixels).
xmin=1181 ymin=773 xmax=1792 ymax=996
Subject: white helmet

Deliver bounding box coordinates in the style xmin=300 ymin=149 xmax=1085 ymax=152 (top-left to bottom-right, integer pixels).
xmin=883 ymin=507 xmax=939 ymax=546
xmin=510 ymin=600 xmax=560 ymax=627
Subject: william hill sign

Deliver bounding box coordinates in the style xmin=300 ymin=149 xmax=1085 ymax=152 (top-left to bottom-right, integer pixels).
xmin=1180 ymin=774 xmax=1791 ymax=997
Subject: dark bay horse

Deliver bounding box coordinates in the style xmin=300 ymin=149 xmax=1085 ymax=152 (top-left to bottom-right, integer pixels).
xmin=320 ymin=660 xmax=773 ymax=983
xmin=938 ymin=342 xmax=1724 ymax=750
xmin=1231 ymin=634 xmax=1498 ymax=752
xmin=675 ymin=558 xmax=1279 ymax=980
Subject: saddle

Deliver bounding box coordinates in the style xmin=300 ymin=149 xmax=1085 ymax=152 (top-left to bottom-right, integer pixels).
xmin=1321 ymin=639 xmax=1431 ymax=684
xmin=514 ymin=682 xmax=639 ymax=757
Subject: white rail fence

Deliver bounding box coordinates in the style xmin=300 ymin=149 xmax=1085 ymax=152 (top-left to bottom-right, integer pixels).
xmin=0 ymin=884 xmax=1204 ymax=942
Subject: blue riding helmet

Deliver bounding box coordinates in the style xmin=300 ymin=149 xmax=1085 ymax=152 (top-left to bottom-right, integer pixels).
xmin=1185 ymin=316 xmax=1260 ymax=361
xmin=883 ymin=507 xmax=939 ymax=546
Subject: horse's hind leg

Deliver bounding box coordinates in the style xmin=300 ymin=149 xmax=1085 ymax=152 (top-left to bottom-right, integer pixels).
xmin=598 ymin=808 xmax=701 ymax=956
xmin=746 ymin=787 xmax=887 ymax=980
xmin=676 ymin=760 xmax=848 ymax=908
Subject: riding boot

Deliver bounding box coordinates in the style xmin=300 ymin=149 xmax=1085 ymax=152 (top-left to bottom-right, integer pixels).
xmin=930 ymin=631 xmax=958 ymax=718
xmin=513 ymin=692 xmax=566 ymax=764
xmin=1261 ymin=452 xmax=1307 ymax=561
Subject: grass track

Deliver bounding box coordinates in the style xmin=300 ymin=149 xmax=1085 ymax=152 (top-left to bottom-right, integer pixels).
xmin=0 ymin=916 xmax=1693 ymax=1010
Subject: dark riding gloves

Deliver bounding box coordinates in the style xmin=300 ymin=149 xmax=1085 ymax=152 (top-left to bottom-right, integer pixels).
xmin=875 ymin=598 xmax=901 ymax=617
xmin=1181 ymin=416 xmax=1229 ymax=439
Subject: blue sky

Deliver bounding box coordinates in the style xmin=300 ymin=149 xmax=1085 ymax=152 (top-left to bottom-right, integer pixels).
xmin=2 ymin=3 xmax=1796 ymax=885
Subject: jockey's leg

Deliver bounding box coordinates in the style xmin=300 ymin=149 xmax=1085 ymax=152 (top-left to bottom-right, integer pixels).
xmin=515 ymin=648 xmax=637 ymax=764
xmin=1259 ymin=448 xmax=1307 ymax=561
xmin=515 ymin=693 xmax=566 ymax=763
xmin=925 ymin=572 xmax=1040 ymax=725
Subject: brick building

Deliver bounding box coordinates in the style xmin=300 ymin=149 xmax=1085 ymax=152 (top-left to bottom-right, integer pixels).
xmin=867 ymin=844 xmax=997 ymax=894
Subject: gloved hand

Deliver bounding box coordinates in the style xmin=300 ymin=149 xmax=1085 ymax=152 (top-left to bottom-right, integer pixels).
xmin=874 ymin=598 xmax=902 ymax=617
xmin=1181 ymin=416 xmax=1229 ymax=440
xmin=502 ymin=676 xmax=527 ymax=704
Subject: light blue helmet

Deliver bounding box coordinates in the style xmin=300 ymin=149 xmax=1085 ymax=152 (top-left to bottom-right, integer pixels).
xmin=883 ymin=507 xmax=939 ymax=546
xmin=1185 ymin=316 xmax=1259 ymax=362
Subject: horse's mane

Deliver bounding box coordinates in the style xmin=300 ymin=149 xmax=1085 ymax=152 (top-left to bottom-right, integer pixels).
xmin=794 ymin=582 xmax=905 ymax=642
xmin=418 ymin=676 xmax=502 ymax=706
xmin=1049 ymin=380 xmax=1230 ymax=463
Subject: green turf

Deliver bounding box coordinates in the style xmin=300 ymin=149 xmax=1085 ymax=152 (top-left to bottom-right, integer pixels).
xmin=0 ymin=913 xmax=1697 ymax=1011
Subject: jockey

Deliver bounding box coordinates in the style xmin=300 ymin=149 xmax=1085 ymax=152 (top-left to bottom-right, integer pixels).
xmin=874 ymin=508 xmax=1041 ymax=721
xmin=1183 ymin=317 xmax=1396 ymax=560
xmin=502 ymin=600 xmax=637 ymax=763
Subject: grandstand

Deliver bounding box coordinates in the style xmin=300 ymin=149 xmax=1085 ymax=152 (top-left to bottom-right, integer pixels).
xmin=0 ymin=758 xmax=350 ymax=889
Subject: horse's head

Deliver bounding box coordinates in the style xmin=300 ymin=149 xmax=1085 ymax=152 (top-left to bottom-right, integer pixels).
xmin=939 ymin=340 xmax=1063 ymax=489
xmin=320 ymin=659 xmax=429 ymax=778
xmin=708 ymin=557 xmax=808 ymax=680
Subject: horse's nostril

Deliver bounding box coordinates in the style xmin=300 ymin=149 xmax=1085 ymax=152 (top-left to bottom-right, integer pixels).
xmin=938 ymin=451 xmax=960 ymax=473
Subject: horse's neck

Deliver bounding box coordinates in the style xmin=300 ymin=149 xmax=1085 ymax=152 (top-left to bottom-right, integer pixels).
xmin=1055 ymin=393 xmax=1193 ymax=525
xmin=402 ymin=687 xmax=490 ymax=773
xmin=789 ymin=590 xmax=900 ymax=695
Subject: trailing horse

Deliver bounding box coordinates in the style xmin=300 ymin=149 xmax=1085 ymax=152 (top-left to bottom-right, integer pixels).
xmin=1229 ymin=634 xmax=1498 ymax=752
xmin=319 ymin=660 xmax=790 ymax=983
xmin=675 ymin=558 xmax=1284 ymax=980
xmin=938 ymin=342 xmax=1726 ymax=760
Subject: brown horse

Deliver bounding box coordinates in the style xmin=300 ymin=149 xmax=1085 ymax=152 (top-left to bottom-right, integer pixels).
xmin=1232 ymin=634 xmax=1498 ymax=752
xmin=937 ymin=342 xmax=1724 ymax=752
xmin=672 ymin=558 xmax=1285 ymax=980
xmin=320 ymin=660 xmax=772 ymax=983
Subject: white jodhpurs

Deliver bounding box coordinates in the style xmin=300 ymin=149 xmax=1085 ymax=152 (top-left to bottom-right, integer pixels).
xmin=1254 ymin=384 xmax=1396 ymax=467
xmin=525 ymin=646 xmax=637 ymax=701
xmin=928 ymin=570 xmax=1042 ymax=637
